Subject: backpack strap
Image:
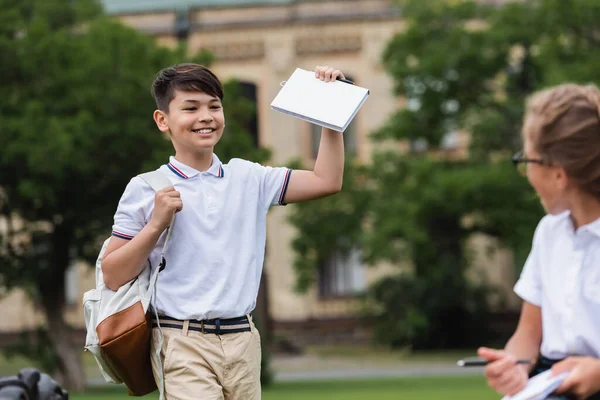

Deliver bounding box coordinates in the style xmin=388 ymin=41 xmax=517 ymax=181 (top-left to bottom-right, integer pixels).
xmin=137 ymin=170 xmax=174 ymax=400
xmin=138 ymin=170 xmax=172 ymax=192
xmin=137 ymin=170 xmax=176 ymax=271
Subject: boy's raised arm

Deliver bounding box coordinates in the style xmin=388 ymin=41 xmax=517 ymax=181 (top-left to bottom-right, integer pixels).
xmin=282 ymin=66 xmax=345 ymax=204
xmin=283 ymin=127 xmax=344 ymax=204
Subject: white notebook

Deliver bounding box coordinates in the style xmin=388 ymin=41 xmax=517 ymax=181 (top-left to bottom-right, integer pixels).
xmin=501 ymin=370 xmax=569 ymax=400
xmin=270 ymin=68 xmax=370 ymax=132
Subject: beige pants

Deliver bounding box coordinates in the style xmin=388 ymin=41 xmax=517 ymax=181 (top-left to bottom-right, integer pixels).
xmin=150 ymin=319 xmax=262 ymax=400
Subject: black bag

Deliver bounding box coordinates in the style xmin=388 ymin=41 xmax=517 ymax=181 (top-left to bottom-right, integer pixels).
xmin=0 ymin=368 xmax=68 ymax=400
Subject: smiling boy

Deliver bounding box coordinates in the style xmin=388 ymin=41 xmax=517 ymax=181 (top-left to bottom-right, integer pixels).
xmin=100 ymin=63 xmax=346 ymax=399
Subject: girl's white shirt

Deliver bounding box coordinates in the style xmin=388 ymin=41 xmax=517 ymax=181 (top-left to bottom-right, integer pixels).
xmin=515 ymin=210 xmax=600 ymax=359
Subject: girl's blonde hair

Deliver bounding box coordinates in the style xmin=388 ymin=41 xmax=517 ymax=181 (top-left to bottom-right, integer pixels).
xmin=524 ymin=83 xmax=600 ymax=197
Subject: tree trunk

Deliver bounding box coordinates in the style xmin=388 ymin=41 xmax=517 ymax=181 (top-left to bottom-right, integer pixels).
xmin=37 ymin=222 xmax=86 ymax=392
xmin=43 ymin=302 xmax=86 ymax=392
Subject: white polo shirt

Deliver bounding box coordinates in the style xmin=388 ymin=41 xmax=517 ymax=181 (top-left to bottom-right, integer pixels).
xmin=514 ymin=211 xmax=600 ymax=359
xmin=111 ymin=154 xmax=292 ymax=321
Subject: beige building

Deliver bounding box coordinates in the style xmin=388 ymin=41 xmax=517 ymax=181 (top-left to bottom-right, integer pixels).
xmin=0 ymin=0 xmax=520 ymax=345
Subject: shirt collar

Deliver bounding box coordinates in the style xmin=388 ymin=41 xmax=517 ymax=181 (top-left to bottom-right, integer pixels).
xmin=560 ymin=210 xmax=600 ymax=238
xmin=581 ymin=216 xmax=600 ymax=238
xmin=167 ymin=154 xmax=224 ymax=179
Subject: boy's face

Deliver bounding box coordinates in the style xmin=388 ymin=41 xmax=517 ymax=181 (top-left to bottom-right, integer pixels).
xmin=154 ymin=89 xmax=225 ymax=154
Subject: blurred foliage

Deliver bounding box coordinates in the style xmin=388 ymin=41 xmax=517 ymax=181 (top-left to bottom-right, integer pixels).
xmin=3 ymin=329 xmax=59 ymax=375
xmin=288 ymin=0 xmax=600 ymax=349
xmin=0 ymin=0 xmax=269 ymax=388
xmin=364 ymin=157 xmax=537 ymax=348
xmin=368 ymin=267 xmax=492 ymax=349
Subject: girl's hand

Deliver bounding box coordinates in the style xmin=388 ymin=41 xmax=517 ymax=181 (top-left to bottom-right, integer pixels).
xmin=553 ymin=356 xmax=600 ymax=399
xmin=478 ymin=347 xmax=529 ymax=396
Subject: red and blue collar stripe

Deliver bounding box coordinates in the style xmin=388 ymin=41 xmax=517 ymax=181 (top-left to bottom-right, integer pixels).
xmin=167 ymin=162 xmax=224 ymax=179
xmin=168 ymin=162 xmax=189 ymax=179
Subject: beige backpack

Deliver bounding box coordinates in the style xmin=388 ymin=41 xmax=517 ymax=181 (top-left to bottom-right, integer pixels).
xmin=83 ymin=170 xmax=173 ymax=399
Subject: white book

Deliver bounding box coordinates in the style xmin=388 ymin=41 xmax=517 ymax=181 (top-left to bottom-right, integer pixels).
xmin=501 ymin=370 xmax=570 ymax=400
xmin=270 ymin=68 xmax=370 ymax=132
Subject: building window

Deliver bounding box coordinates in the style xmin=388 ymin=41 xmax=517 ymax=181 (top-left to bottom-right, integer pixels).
xmin=318 ymin=246 xmax=366 ymax=298
xmin=175 ymin=7 xmax=190 ymax=40
xmin=310 ymin=75 xmax=358 ymax=158
xmin=239 ymin=81 xmax=259 ymax=148
xmin=311 ymin=120 xmax=357 ymax=158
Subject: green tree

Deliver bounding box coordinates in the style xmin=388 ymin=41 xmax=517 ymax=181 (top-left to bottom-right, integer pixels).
xmin=368 ymin=0 xmax=600 ymax=347
xmin=370 ymin=1 xmax=542 ymax=348
xmin=0 ymin=0 xmax=267 ymax=389
xmin=362 ymin=0 xmax=545 ymax=348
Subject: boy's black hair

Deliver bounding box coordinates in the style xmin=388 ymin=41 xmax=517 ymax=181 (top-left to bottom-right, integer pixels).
xmin=151 ymin=63 xmax=224 ymax=112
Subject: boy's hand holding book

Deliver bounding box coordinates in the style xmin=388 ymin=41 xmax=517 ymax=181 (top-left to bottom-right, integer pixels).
xmin=314 ymin=65 xmax=345 ymax=83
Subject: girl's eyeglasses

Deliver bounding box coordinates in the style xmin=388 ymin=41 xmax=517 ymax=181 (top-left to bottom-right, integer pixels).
xmin=512 ymin=151 xmax=551 ymax=176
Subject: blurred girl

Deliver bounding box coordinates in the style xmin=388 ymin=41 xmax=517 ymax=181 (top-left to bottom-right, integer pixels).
xmin=479 ymin=84 xmax=600 ymax=400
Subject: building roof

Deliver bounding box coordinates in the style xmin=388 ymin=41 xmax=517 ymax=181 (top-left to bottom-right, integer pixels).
xmin=100 ymin=0 xmax=295 ymax=15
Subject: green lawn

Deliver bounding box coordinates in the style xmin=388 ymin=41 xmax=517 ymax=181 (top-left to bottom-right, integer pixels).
xmin=1 ymin=349 xmax=500 ymax=399
xmin=71 ymin=376 xmax=499 ymax=400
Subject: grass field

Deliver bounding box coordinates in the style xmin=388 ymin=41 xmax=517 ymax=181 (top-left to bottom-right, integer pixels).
xmin=1 ymin=347 xmax=500 ymax=399
xmin=0 ymin=347 xmax=482 ymax=378
xmin=71 ymin=376 xmax=499 ymax=400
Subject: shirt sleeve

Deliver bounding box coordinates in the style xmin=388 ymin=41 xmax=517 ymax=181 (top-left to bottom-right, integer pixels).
xmin=257 ymin=165 xmax=293 ymax=208
xmin=513 ymin=218 xmax=545 ymax=306
xmin=111 ymin=177 xmax=152 ymax=240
